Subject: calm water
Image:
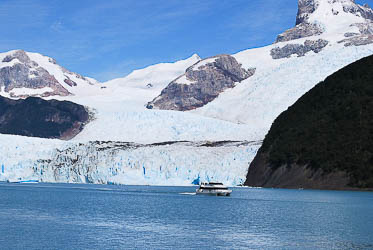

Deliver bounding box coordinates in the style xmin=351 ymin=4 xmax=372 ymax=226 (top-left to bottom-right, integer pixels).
xmin=0 ymin=183 xmax=372 ymax=249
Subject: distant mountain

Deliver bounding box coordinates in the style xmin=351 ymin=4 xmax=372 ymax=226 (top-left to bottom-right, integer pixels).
xmin=147 ymin=0 xmax=373 ymax=114
xmin=0 ymin=95 xmax=89 ymax=140
xmin=0 ymin=50 xmax=97 ymax=98
xmin=146 ymin=54 xmax=255 ymax=111
xmin=245 ymin=54 xmax=373 ymax=190
xmin=277 ymin=0 xmax=373 ymax=44
xmin=105 ymin=54 xmax=200 ymax=91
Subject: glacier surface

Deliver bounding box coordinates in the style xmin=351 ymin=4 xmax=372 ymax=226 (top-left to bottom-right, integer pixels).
xmin=0 ymin=134 xmax=260 ymax=186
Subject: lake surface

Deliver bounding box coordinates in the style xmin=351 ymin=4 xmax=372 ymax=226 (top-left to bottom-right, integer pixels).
xmin=0 ymin=183 xmax=372 ymax=249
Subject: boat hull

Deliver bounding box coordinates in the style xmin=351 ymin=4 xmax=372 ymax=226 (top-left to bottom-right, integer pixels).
xmin=7 ymin=179 xmax=39 ymax=184
xmin=196 ymin=189 xmax=232 ymax=196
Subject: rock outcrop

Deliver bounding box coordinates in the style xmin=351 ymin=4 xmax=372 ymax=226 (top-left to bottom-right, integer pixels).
xmin=296 ymin=0 xmax=320 ymax=25
xmin=276 ymin=0 xmax=373 ymax=44
xmin=146 ymin=55 xmax=255 ymax=111
xmin=245 ymin=54 xmax=373 ymax=190
xmin=0 ymin=50 xmax=70 ymax=97
xmin=0 ymin=50 xmax=95 ymax=98
xmin=339 ymin=23 xmax=373 ymax=46
xmin=341 ymin=1 xmax=373 ymax=21
xmin=244 ymin=153 xmax=351 ymax=190
xmin=0 ymin=95 xmax=90 ymax=139
xmin=271 ymin=39 xmax=329 ymax=59
xmin=276 ymin=0 xmax=323 ymax=43
xmin=276 ymin=23 xmax=323 ymax=43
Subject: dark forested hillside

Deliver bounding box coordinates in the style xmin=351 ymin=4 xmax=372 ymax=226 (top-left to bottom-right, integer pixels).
xmin=0 ymin=96 xmax=89 ymax=140
xmin=245 ymin=54 xmax=373 ymax=189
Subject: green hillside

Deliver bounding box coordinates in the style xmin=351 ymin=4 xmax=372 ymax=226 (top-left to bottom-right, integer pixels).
xmin=252 ymin=54 xmax=373 ymax=188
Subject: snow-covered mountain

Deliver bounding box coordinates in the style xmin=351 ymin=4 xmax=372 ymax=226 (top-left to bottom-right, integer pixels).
xmin=277 ymin=0 xmax=373 ymax=43
xmin=146 ymin=54 xmax=256 ymax=111
xmin=105 ymin=53 xmax=200 ymax=91
xmin=189 ymin=0 xmax=373 ymax=132
xmin=0 ymin=50 xmax=98 ymax=98
xmin=69 ymin=53 xmax=258 ymax=143
xmin=1 ymin=0 xmax=373 ymax=186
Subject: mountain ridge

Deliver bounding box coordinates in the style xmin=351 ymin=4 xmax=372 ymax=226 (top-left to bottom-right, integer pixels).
xmin=277 ymin=0 xmax=373 ymax=43
xmin=145 ymin=0 xmax=373 ymax=113
xmin=0 ymin=50 xmax=98 ymax=98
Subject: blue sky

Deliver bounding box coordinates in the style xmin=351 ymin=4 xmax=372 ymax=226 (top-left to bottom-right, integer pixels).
xmin=1 ymin=0 xmax=372 ymax=81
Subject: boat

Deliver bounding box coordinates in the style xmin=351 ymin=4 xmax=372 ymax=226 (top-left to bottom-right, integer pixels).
xmin=196 ymin=182 xmax=232 ymax=196
xmin=7 ymin=178 xmax=39 ymax=184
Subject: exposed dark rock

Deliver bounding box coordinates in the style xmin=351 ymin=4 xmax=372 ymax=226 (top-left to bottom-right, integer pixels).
xmin=343 ymin=3 xmax=373 ymax=21
xmin=0 ymin=95 xmax=89 ymax=140
xmin=276 ymin=0 xmax=323 ymax=42
xmin=245 ymin=54 xmax=373 ymax=190
xmin=0 ymin=50 xmax=70 ymax=97
xmin=0 ymin=50 xmax=96 ymax=98
xmin=344 ymin=32 xmax=360 ymax=37
xmin=339 ymin=23 xmax=373 ymax=46
xmin=3 ymin=50 xmax=31 ymax=64
xmin=146 ymin=55 xmax=255 ymax=111
xmin=271 ymin=39 xmax=329 ymax=59
xmin=296 ymin=0 xmax=373 ymax=24
xmin=48 ymin=58 xmax=57 ymax=64
xmin=61 ymin=65 xmax=89 ymax=82
xmin=64 ymin=77 xmax=77 ymax=87
xmin=276 ymin=23 xmax=323 ymax=43
xmin=353 ymin=22 xmax=373 ymax=35
xmin=296 ymin=0 xmax=319 ymax=25
xmin=245 ymin=153 xmax=351 ymax=190
xmin=339 ymin=35 xmax=373 ymax=46
xmin=277 ymin=0 xmax=373 ymax=43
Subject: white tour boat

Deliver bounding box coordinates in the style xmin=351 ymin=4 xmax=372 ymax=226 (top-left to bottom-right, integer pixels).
xmin=196 ymin=182 xmax=232 ymax=196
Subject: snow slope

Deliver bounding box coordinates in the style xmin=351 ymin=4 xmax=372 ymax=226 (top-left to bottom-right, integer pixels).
xmin=192 ymin=43 xmax=373 ymax=136
xmin=306 ymin=0 xmax=371 ymax=37
xmin=190 ymin=0 xmax=373 ymax=134
xmin=67 ymin=53 xmax=260 ymax=143
xmin=105 ymin=54 xmax=200 ymax=90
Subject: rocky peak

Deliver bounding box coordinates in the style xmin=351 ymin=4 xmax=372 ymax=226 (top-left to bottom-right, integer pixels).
xmin=296 ymin=0 xmax=320 ymax=25
xmin=276 ymin=0 xmax=373 ymax=43
xmin=146 ymin=55 xmax=255 ymax=111
xmin=0 ymin=50 xmax=96 ymax=98
xmin=2 ymin=50 xmax=31 ymax=64
xmin=296 ymin=0 xmax=373 ymax=24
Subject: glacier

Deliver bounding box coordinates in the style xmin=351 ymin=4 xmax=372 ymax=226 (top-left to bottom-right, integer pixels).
xmin=0 ymin=134 xmax=260 ymax=186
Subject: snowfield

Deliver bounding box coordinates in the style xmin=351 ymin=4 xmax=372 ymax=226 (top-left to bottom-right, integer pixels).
xmin=194 ymin=43 xmax=373 ymax=132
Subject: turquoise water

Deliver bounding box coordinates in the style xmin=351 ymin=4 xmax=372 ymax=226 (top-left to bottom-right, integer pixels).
xmin=0 ymin=183 xmax=372 ymax=249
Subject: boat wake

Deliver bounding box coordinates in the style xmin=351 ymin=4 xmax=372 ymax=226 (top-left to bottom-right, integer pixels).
xmin=179 ymin=192 xmax=196 ymax=196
